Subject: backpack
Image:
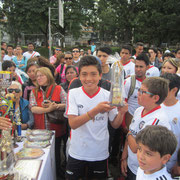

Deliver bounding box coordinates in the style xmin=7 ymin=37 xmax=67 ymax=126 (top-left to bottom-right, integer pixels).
xmin=128 ymin=75 xmax=136 ymax=99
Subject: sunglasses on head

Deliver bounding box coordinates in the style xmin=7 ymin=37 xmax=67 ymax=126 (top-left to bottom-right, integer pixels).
xmin=56 ymin=49 xmax=61 ymax=51
xmin=8 ymin=88 xmax=21 ymax=93
xmin=65 ymin=57 xmax=73 ymax=60
xmin=72 ymin=50 xmax=79 ymax=53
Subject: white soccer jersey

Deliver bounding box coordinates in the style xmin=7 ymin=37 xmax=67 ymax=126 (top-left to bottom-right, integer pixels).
xmin=23 ymin=51 xmax=40 ymax=60
xmin=136 ymin=166 xmax=173 ymax=180
xmin=66 ymin=86 xmax=118 ymax=161
xmin=161 ymin=101 xmax=180 ymax=171
xmin=122 ymin=60 xmax=135 ymax=78
xmin=128 ymin=106 xmax=171 ymax=175
xmin=3 ymin=55 xmax=15 ymax=61
xmin=124 ymin=77 xmax=143 ymax=116
xmin=146 ymin=65 xmax=160 ymax=77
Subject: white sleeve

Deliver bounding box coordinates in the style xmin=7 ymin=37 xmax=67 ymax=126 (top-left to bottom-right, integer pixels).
xmin=66 ymin=89 xmax=78 ymax=116
xmin=154 ymin=67 xmax=160 ymax=77
xmin=108 ymin=108 xmax=118 ymax=122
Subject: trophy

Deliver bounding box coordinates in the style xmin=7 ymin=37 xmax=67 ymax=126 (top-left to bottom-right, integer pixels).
xmin=0 ymin=71 xmax=15 ymax=179
xmin=109 ymin=61 xmax=124 ymax=106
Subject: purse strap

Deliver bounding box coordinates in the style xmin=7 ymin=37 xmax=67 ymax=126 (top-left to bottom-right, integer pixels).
xmin=46 ymin=85 xmax=56 ymax=100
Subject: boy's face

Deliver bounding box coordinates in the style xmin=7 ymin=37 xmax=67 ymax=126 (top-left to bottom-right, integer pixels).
xmin=120 ymin=49 xmax=131 ymax=62
xmin=137 ymin=142 xmax=170 ymax=174
xmin=97 ymin=50 xmax=109 ymax=67
xmin=79 ymin=65 xmax=102 ymax=94
xmin=138 ymin=84 xmax=155 ymax=107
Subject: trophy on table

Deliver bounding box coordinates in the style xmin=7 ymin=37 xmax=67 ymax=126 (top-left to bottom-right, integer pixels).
xmin=0 ymin=71 xmax=15 ymax=179
xmin=109 ymin=61 xmax=125 ymax=106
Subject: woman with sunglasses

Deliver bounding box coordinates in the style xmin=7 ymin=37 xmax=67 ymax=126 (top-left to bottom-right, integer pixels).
xmin=29 ymin=67 xmax=67 ymax=178
xmin=55 ymin=52 xmax=77 ymax=84
xmin=7 ymin=81 xmax=34 ymax=129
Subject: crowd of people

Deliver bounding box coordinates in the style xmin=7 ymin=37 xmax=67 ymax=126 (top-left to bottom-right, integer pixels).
xmin=1 ymin=41 xmax=180 ymax=180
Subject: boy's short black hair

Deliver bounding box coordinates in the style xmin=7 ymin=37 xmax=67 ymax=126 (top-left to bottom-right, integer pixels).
xmin=163 ymin=53 xmax=175 ymax=61
xmin=7 ymin=45 xmax=14 ymax=49
xmin=28 ymin=42 xmax=34 ymax=47
xmin=97 ymin=47 xmax=112 ymax=55
xmin=136 ymin=53 xmax=150 ymax=66
xmin=2 ymin=60 xmax=16 ymax=71
xmin=149 ymin=47 xmax=157 ymax=54
xmin=161 ymin=73 xmax=180 ymax=97
xmin=142 ymin=77 xmax=169 ymax=104
xmin=79 ymin=55 xmax=102 ymax=74
xmin=121 ymin=45 xmax=132 ymax=54
xmin=136 ymin=125 xmax=177 ymax=157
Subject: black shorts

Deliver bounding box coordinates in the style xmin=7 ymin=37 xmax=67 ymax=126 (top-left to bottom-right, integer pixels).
xmin=66 ymin=155 xmax=108 ymax=180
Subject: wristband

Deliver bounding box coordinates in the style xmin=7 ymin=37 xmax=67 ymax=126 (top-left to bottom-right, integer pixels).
xmin=86 ymin=112 xmax=94 ymax=122
xmin=126 ymin=131 xmax=133 ymax=139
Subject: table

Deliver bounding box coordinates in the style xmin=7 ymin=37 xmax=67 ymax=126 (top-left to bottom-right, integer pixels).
xmin=14 ymin=131 xmax=56 ymax=180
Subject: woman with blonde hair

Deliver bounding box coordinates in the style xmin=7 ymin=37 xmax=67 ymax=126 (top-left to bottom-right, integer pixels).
xmin=29 ymin=67 xmax=67 ymax=178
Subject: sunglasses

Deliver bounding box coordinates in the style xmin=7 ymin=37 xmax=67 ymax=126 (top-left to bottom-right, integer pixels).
xmin=65 ymin=57 xmax=73 ymax=60
xmin=8 ymin=88 xmax=21 ymax=93
xmin=72 ymin=51 xmax=79 ymax=53
xmin=56 ymin=49 xmax=61 ymax=51
xmin=138 ymin=89 xmax=154 ymax=96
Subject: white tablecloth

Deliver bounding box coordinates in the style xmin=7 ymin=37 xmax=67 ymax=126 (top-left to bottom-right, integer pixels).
xmin=14 ymin=131 xmax=56 ymax=180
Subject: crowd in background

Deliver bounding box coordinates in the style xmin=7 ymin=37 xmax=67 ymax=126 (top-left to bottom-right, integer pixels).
xmin=1 ymin=41 xmax=180 ymax=180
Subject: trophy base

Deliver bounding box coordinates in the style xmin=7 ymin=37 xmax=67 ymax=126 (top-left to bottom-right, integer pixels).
xmin=13 ymin=143 xmax=18 ymax=148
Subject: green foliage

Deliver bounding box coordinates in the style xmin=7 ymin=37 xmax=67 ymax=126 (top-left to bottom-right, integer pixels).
xmin=2 ymin=0 xmax=180 ymax=46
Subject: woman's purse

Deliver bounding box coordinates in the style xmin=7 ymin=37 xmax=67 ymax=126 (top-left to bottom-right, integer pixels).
xmin=46 ymin=85 xmax=67 ymax=124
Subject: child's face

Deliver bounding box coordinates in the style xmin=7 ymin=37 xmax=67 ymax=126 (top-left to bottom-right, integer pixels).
xmin=79 ymin=65 xmax=102 ymax=94
xmin=137 ymin=142 xmax=170 ymax=174
xmin=138 ymin=84 xmax=155 ymax=107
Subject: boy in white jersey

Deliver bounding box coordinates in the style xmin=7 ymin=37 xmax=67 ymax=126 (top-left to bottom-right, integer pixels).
xmin=121 ymin=77 xmax=171 ymax=180
xmin=136 ymin=125 xmax=177 ymax=180
xmin=120 ymin=45 xmax=135 ymax=78
xmin=124 ymin=53 xmax=149 ymax=128
xmin=161 ymin=73 xmax=180 ymax=173
xmin=66 ymin=56 xmax=128 ymax=180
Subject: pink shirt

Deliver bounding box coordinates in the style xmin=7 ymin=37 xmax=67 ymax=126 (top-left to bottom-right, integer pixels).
xmin=56 ymin=64 xmax=66 ymax=83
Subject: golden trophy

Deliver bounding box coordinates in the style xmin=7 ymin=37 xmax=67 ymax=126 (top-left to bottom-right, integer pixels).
xmin=110 ymin=61 xmax=124 ymax=106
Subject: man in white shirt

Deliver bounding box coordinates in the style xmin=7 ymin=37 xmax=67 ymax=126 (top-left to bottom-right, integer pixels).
xmin=120 ymin=45 xmax=135 ymax=78
xmin=132 ymin=42 xmax=144 ymax=59
xmin=23 ymin=43 xmax=40 ymax=60
xmin=3 ymin=45 xmax=15 ymax=61
xmin=146 ymin=65 xmax=160 ymax=77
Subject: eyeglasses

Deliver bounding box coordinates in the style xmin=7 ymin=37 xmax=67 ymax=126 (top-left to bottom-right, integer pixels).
xmin=56 ymin=49 xmax=61 ymax=51
xmin=8 ymin=88 xmax=21 ymax=93
xmin=72 ymin=51 xmax=79 ymax=53
xmin=65 ymin=57 xmax=73 ymax=60
xmin=138 ymin=89 xmax=154 ymax=96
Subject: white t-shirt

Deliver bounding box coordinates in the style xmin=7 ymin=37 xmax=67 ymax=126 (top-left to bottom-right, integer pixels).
xmin=124 ymin=77 xmax=142 ymax=116
xmin=146 ymin=65 xmax=160 ymax=77
xmin=23 ymin=51 xmax=40 ymax=60
xmin=122 ymin=60 xmax=135 ymax=78
xmin=161 ymin=101 xmax=180 ymax=171
xmin=136 ymin=166 xmax=172 ymax=180
xmin=128 ymin=106 xmax=171 ymax=175
xmin=66 ymin=86 xmax=118 ymax=161
xmin=3 ymin=55 xmax=15 ymax=61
